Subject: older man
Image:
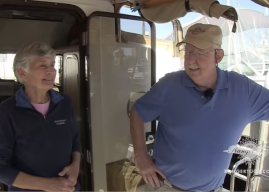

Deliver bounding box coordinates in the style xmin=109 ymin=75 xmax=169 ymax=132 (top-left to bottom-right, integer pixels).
xmin=130 ymin=23 xmax=269 ymax=191
xmin=0 ymin=42 xmax=81 ymax=191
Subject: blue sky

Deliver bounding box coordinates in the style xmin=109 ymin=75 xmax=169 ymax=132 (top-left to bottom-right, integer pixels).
xmin=120 ymin=0 xmax=268 ymax=39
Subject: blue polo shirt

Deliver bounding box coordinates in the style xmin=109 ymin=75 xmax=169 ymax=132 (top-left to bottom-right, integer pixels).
xmin=134 ymin=67 xmax=269 ymax=191
xmin=0 ymin=86 xmax=81 ymax=191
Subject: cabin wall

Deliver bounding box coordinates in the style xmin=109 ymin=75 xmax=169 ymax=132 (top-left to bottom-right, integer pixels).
xmin=0 ymin=18 xmax=73 ymax=52
xmin=32 ymin=0 xmax=114 ymax=16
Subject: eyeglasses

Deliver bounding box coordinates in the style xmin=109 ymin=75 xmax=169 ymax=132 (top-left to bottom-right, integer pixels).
xmin=179 ymin=49 xmax=217 ymax=59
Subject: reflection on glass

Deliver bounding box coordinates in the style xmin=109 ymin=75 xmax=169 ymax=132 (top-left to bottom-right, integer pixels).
xmin=89 ymin=16 xmax=153 ymax=191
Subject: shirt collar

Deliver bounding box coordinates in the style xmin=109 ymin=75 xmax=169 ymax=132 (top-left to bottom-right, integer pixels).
xmin=181 ymin=67 xmax=228 ymax=90
xmin=15 ymin=85 xmax=64 ymax=108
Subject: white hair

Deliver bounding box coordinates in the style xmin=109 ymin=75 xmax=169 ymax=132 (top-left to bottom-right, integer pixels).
xmin=214 ymin=44 xmax=222 ymax=49
xmin=13 ymin=42 xmax=56 ymax=84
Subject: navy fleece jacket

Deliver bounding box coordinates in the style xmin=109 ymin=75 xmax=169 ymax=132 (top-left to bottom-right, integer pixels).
xmin=0 ymin=86 xmax=81 ymax=191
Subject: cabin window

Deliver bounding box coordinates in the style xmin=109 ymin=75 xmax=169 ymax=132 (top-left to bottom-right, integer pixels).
xmin=119 ymin=5 xmax=175 ymax=82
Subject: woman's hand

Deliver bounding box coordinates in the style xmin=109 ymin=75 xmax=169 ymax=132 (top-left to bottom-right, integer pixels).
xmin=58 ymin=163 xmax=80 ymax=186
xmin=43 ymin=177 xmax=75 ymax=192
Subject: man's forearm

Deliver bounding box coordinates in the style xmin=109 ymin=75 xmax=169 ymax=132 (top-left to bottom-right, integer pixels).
xmin=130 ymin=107 xmax=148 ymax=157
xmin=72 ymin=151 xmax=81 ymax=166
xmin=12 ymin=172 xmax=49 ymax=191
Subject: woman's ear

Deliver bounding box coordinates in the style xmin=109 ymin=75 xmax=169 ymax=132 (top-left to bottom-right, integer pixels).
xmin=17 ymin=68 xmax=27 ymax=82
xmin=215 ymin=49 xmax=224 ymax=64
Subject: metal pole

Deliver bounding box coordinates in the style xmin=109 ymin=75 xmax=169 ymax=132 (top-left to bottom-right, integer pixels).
xmin=172 ymin=20 xmax=178 ymax=57
xmin=142 ymin=21 xmax=145 ymax=35
xmin=230 ymin=158 xmax=248 ymax=192
xmin=245 ymin=161 xmax=252 ymax=192
xmin=248 ymin=174 xmax=269 ymax=191
xmin=227 ymin=0 xmax=230 ymax=5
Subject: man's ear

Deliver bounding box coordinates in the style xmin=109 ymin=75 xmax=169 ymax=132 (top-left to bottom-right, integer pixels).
xmin=215 ymin=49 xmax=224 ymax=64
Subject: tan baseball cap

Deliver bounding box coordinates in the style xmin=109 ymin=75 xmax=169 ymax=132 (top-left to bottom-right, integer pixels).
xmin=176 ymin=23 xmax=223 ymax=49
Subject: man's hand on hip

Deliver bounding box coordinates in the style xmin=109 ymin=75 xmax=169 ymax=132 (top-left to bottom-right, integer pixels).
xmin=58 ymin=163 xmax=80 ymax=186
xmin=136 ymin=152 xmax=166 ymax=188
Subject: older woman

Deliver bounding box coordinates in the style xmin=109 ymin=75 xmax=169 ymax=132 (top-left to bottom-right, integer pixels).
xmin=0 ymin=42 xmax=81 ymax=191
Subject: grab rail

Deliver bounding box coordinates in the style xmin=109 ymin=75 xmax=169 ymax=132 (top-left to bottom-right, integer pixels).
xmin=245 ymin=161 xmax=252 ymax=192
xmin=230 ymin=158 xmax=251 ymax=192
xmin=247 ymin=174 xmax=269 ymax=191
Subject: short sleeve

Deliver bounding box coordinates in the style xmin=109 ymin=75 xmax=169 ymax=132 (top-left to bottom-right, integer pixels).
xmin=134 ymin=75 xmax=169 ymax=123
xmin=248 ymin=77 xmax=269 ymax=122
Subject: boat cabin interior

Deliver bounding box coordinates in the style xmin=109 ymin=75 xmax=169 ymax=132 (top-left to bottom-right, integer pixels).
xmin=0 ymin=0 xmax=269 ymax=191
xmin=0 ymin=0 xmax=156 ymax=191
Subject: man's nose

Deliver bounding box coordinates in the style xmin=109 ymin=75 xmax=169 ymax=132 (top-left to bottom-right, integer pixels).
xmin=47 ymin=68 xmax=56 ymax=75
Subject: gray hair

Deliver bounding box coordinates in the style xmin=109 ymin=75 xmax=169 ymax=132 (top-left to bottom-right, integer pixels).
xmin=214 ymin=44 xmax=222 ymax=49
xmin=13 ymin=42 xmax=56 ymax=84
